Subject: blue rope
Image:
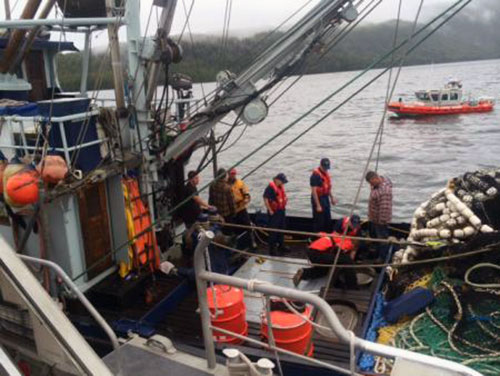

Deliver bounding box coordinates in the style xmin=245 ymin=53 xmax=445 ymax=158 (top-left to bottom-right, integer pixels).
xmin=359 ymin=293 xmax=387 ymax=371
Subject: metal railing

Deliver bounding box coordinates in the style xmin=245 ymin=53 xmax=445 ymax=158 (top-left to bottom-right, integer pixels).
xmin=193 ymin=231 xmax=482 ymax=376
xmin=0 ymin=111 xmax=108 ymax=167
xmin=19 ymin=255 xmax=119 ymax=350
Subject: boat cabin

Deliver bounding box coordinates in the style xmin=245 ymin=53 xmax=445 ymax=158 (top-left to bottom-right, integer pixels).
xmin=414 ymin=85 xmax=462 ymax=106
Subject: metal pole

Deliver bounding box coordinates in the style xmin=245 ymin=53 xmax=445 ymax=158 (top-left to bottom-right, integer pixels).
xmin=8 ymin=0 xmax=56 ymax=74
xmin=210 ymin=129 xmax=218 ymax=178
xmin=145 ymin=0 xmax=178 ymax=108
xmin=0 ymin=17 xmax=120 ymax=28
xmin=80 ymin=30 xmax=91 ymax=96
xmin=193 ymin=231 xmax=217 ymax=370
xmin=4 ymin=0 xmax=11 ymax=20
xmin=0 ymin=0 xmax=42 ymax=73
xmin=19 ymin=255 xmax=120 ymax=350
xmin=106 ymin=0 xmax=126 ymax=113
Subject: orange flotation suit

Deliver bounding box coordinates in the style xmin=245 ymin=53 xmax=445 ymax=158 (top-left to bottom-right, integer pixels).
xmin=309 ymin=232 xmax=354 ymax=253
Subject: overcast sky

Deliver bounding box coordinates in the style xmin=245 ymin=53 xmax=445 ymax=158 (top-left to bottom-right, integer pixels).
xmin=1 ymin=0 xmax=452 ymax=40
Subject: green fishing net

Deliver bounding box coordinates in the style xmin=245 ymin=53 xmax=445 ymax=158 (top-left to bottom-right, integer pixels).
xmin=387 ymin=267 xmax=500 ymax=375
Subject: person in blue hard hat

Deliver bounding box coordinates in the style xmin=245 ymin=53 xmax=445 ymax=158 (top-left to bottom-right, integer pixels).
xmin=263 ymin=173 xmax=289 ymax=256
xmin=310 ymin=158 xmax=337 ymax=232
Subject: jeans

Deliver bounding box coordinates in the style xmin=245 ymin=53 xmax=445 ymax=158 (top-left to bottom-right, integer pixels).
xmin=268 ymin=209 xmax=286 ymax=249
xmin=312 ymin=195 xmax=332 ymax=233
xmin=371 ymin=223 xmax=390 ymax=260
xmin=233 ymin=209 xmax=255 ymax=249
xmin=302 ymin=248 xmax=357 ymax=289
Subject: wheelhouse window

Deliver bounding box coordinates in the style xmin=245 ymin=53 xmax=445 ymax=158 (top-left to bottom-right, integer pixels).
xmin=416 ymin=92 xmax=430 ymax=101
xmin=450 ymin=92 xmax=459 ymax=100
xmin=431 ymin=93 xmax=440 ymax=102
xmin=441 ymin=93 xmax=449 ymax=101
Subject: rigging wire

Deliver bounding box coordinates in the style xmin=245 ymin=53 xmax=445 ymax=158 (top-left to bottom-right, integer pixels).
xmin=322 ymin=0 xmax=426 ymax=301
xmin=71 ymin=0 xmax=472 ymax=282
xmin=179 ymin=0 xmax=207 ymax=102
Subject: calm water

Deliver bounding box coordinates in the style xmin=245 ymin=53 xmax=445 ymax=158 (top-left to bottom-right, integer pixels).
xmin=187 ymin=59 xmax=500 ymax=222
xmin=103 ymin=59 xmax=500 ymax=222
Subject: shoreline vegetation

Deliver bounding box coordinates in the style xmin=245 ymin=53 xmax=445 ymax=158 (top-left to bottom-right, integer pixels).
xmin=57 ymin=19 xmax=500 ymax=91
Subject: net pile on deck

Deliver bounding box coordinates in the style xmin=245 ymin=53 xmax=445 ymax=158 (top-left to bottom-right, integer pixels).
xmin=394 ymin=168 xmax=500 ymax=264
xmin=362 ymin=168 xmax=500 ymax=375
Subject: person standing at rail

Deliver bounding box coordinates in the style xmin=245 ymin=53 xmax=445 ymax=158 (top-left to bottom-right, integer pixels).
xmin=263 ymin=173 xmax=289 ymax=256
xmin=180 ymin=170 xmax=212 ymax=229
xmin=365 ymin=170 xmax=393 ymax=261
xmin=228 ymin=168 xmax=257 ymax=249
xmin=310 ymin=158 xmax=337 ymax=232
xmin=209 ymin=168 xmax=237 ymax=230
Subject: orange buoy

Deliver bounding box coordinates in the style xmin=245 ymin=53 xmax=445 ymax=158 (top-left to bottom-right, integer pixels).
xmin=207 ymin=285 xmax=247 ymax=344
xmin=36 ymin=155 xmax=68 ymax=184
xmin=5 ymin=169 xmax=39 ymax=206
xmin=261 ymin=305 xmax=314 ymax=356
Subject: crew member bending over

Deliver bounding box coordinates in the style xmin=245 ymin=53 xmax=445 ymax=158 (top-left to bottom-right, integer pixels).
xmin=293 ymin=215 xmax=361 ymax=288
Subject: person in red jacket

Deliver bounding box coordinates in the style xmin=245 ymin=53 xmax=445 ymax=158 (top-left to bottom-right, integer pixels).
xmin=263 ymin=173 xmax=288 ymax=256
xmin=293 ymin=215 xmax=360 ymax=288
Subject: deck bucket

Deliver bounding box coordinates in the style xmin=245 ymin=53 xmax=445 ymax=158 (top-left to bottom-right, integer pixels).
xmin=207 ymin=285 xmax=247 ymax=344
xmin=261 ymin=305 xmax=314 ymax=356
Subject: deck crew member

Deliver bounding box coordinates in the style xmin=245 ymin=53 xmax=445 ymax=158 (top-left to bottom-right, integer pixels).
xmin=208 ymin=168 xmax=237 ymax=230
xmin=310 ymin=158 xmax=337 ymax=232
xmin=228 ymin=168 xmax=257 ymax=249
xmin=180 ymin=170 xmax=211 ymax=229
xmin=161 ymin=213 xmax=232 ymax=280
xmin=263 ymin=173 xmax=288 ymax=256
xmin=365 ymin=170 xmax=393 ymax=261
xmin=292 ymin=216 xmax=360 ymax=288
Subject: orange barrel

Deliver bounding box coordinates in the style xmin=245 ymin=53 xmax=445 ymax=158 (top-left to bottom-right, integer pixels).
xmin=207 ymin=285 xmax=247 ymax=344
xmin=37 ymin=155 xmax=68 ymax=184
xmin=261 ymin=305 xmax=314 ymax=356
xmin=5 ymin=169 xmax=39 ymax=207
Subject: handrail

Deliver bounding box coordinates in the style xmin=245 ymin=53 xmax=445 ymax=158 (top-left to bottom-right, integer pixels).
xmin=193 ymin=231 xmax=483 ymax=376
xmin=19 ymin=255 xmax=120 ymax=350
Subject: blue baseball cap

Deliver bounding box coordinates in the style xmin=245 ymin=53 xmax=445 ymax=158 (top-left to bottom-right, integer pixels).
xmin=320 ymin=158 xmax=331 ymax=170
xmin=274 ymin=173 xmax=288 ymax=183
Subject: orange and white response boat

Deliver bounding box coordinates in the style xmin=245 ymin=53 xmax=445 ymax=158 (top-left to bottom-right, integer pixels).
xmin=388 ymin=80 xmax=495 ymax=117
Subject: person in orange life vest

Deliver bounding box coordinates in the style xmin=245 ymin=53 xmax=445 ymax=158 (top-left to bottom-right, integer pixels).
xmin=310 ymin=158 xmax=338 ymax=232
xmin=263 ymin=173 xmax=288 ymax=256
xmin=292 ymin=215 xmax=360 ymax=288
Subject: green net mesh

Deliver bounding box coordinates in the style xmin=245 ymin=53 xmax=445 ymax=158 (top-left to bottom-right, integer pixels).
xmin=381 ymin=267 xmax=500 ymax=375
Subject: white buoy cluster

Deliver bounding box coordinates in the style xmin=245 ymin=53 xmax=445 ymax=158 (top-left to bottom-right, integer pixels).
xmin=394 ymin=169 xmax=500 ymax=264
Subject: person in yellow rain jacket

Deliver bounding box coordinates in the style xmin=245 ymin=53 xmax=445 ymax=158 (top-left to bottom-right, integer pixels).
xmin=228 ymin=168 xmax=257 ymax=249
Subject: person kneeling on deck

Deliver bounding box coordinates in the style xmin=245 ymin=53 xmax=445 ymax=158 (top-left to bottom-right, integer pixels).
xmin=228 ymin=168 xmax=257 ymax=250
xmin=263 ymin=173 xmax=289 ymax=256
xmin=161 ymin=213 xmax=232 ymax=281
xmin=293 ymin=216 xmax=360 ymax=289
xmin=311 ymin=158 xmax=337 ymax=232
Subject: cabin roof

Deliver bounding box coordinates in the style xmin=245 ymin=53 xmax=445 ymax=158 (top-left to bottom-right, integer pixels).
xmin=0 ymin=37 xmax=78 ymax=52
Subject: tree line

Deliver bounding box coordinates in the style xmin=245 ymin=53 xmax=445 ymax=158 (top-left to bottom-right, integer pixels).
xmin=56 ymin=18 xmax=500 ymax=91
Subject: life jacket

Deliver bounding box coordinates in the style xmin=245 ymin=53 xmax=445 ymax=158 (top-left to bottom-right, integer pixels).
xmin=341 ymin=217 xmax=360 ymax=237
xmin=268 ymin=181 xmax=287 ymax=212
xmin=309 ymin=232 xmax=354 ymax=253
xmin=312 ymin=168 xmax=331 ymax=197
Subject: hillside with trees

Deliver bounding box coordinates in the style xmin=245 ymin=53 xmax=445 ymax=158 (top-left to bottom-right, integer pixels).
xmin=57 ymin=14 xmax=500 ymax=91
